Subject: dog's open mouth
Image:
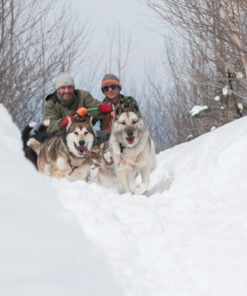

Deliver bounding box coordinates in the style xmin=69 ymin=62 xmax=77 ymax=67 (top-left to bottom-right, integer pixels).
xmin=74 ymin=143 xmax=90 ymax=155
xmin=107 ymin=157 xmax=114 ymax=165
xmin=126 ymin=136 xmax=135 ymax=144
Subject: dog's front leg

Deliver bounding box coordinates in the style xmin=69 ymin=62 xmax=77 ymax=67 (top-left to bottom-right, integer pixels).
xmin=53 ymin=170 xmax=66 ymax=179
xmin=134 ymin=168 xmax=150 ymax=195
xmin=56 ymin=157 xmax=67 ymax=171
xmin=43 ymin=163 xmax=52 ymax=176
xmin=113 ymin=153 xmax=121 ymax=166
xmin=118 ymin=175 xmax=130 ymax=194
xmin=115 ymin=165 xmax=130 ymax=194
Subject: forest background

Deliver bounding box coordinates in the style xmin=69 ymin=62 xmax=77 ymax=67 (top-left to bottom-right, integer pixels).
xmin=1 ymin=0 xmax=247 ymax=152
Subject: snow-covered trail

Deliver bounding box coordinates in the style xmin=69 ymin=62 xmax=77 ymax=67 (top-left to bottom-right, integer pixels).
xmin=2 ymin=102 xmax=246 ymax=296
xmin=52 ymin=117 xmax=247 ymax=296
xmin=54 ymin=180 xmax=198 ymax=296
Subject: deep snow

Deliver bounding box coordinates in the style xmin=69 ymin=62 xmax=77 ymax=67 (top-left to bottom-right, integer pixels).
xmin=0 ymin=103 xmax=247 ymax=296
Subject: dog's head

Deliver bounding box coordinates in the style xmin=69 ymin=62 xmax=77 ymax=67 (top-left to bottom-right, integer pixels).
xmin=112 ymin=99 xmax=145 ymax=148
xmin=65 ymin=117 xmax=95 ymax=158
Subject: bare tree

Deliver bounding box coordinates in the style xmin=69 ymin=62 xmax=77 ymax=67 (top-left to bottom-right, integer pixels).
xmin=0 ymin=0 xmax=96 ymax=129
xmin=142 ymin=0 xmax=247 ymax=147
xmin=103 ymin=24 xmax=134 ymax=82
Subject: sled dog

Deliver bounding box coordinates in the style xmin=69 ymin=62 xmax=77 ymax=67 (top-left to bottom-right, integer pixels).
xmin=94 ymin=141 xmax=117 ymax=187
xmin=21 ymin=119 xmax=54 ymax=168
xmin=27 ymin=117 xmax=95 ymax=181
xmin=109 ymin=98 xmax=157 ymax=194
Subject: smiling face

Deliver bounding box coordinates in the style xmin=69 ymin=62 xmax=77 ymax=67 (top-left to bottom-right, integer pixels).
xmin=102 ymin=85 xmax=120 ymax=104
xmin=57 ymin=85 xmax=75 ymax=100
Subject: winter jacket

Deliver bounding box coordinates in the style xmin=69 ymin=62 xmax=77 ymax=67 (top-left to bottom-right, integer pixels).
xmin=100 ymin=93 xmax=125 ymax=130
xmin=43 ymin=89 xmax=101 ymax=133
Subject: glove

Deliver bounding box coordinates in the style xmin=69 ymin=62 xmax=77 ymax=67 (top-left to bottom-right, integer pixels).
xmin=99 ymin=103 xmax=112 ymax=114
xmin=61 ymin=115 xmax=76 ymax=127
xmin=76 ymin=107 xmax=87 ymax=117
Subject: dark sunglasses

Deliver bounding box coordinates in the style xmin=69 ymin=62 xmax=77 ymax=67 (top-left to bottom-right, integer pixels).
xmin=102 ymin=84 xmax=118 ymax=92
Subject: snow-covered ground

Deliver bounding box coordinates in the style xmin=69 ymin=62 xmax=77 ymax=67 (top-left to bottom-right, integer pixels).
xmin=1 ymin=103 xmax=247 ymax=296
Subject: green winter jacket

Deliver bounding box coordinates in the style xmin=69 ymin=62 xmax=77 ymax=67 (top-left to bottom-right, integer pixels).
xmin=43 ymin=89 xmax=101 ymax=133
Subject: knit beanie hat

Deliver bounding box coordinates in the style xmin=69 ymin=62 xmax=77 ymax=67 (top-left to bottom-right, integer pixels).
xmin=56 ymin=72 xmax=75 ymax=90
xmin=101 ymin=74 xmax=122 ymax=91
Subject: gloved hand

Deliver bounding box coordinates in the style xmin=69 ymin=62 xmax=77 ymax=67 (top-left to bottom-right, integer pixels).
xmin=61 ymin=115 xmax=76 ymax=127
xmin=99 ymin=103 xmax=112 ymax=114
xmin=76 ymin=107 xmax=87 ymax=117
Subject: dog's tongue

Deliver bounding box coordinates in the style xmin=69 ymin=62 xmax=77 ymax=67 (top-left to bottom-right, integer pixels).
xmin=109 ymin=159 xmax=114 ymax=165
xmin=78 ymin=146 xmax=89 ymax=154
xmin=126 ymin=137 xmax=135 ymax=144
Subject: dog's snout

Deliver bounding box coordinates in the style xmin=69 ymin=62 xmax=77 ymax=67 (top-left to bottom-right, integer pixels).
xmin=127 ymin=130 xmax=134 ymax=137
xmin=79 ymin=140 xmax=85 ymax=146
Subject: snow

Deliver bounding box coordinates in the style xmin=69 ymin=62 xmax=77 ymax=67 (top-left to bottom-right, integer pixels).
xmin=1 ymin=103 xmax=247 ymax=296
xmin=236 ymin=71 xmax=244 ymax=79
xmin=237 ymin=102 xmax=244 ymax=112
xmin=222 ymin=85 xmax=233 ymax=96
xmin=214 ymin=95 xmax=221 ymax=101
xmin=189 ymin=105 xmax=208 ymax=117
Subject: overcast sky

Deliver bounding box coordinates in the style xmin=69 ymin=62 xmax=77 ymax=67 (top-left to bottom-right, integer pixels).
xmin=72 ymin=0 xmax=162 ymax=50
xmin=70 ymin=0 xmax=165 ymax=89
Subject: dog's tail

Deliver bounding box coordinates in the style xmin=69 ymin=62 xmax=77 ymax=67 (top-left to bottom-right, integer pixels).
xmin=27 ymin=138 xmax=42 ymax=155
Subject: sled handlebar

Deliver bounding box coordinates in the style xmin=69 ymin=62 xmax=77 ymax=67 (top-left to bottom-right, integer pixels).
xmin=86 ymin=107 xmax=99 ymax=113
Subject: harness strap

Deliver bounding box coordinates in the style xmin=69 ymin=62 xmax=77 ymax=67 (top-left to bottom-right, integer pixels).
xmin=67 ymin=156 xmax=80 ymax=176
xmin=120 ymin=143 xmax=125 ymax=153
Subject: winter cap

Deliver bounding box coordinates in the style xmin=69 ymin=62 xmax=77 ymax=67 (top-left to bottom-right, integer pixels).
xmin=101 ymin=74 xmax=122 ymax=91
xmin=56 ymin=72 xmax=75 ymax=90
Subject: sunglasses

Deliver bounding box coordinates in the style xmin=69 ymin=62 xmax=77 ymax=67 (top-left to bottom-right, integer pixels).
xmin=102 ymin=84 xmax=118 ymax=92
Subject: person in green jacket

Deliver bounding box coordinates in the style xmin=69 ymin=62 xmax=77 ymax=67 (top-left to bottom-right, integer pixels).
xmin=43 ymin=72 xmax=111 ymax=134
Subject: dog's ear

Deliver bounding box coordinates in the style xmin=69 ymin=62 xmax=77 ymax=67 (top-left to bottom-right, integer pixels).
xmin=129 ymin=100 xmax=140 ymax=115
xmin=115 ymin=105 xmax=123 ymax=118
xmin=65 ymin=116 xmax=74 ymax=132
xmin=67 ymin=116 xmax=73 ymax=125
xmin=88 ymin=115 xmax=94 ymax=126
xmin=88 ymin=116 xmax=97 ymax=138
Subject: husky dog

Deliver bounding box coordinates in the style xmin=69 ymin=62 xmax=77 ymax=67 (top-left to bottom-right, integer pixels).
xmin=94 ymin=141 xmax=117 ymax=187
xmin=27 ymin=117 xmax=95 ymax=181
xmin=21 ymin=119 xmax=54 ymax=168
xmin=109 ymin=97 xmax=157 ymax=195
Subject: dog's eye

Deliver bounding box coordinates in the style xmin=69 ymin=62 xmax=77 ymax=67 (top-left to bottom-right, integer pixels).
xmin=74 ymin=132 xmax=79 ymax=136
xmin=132 ymin=120 xmax=138 ymax=124
xmin=120 ymin=121 xmax=126 ymax=125
xmin=84 ymin=131 xmax=88 ymax=135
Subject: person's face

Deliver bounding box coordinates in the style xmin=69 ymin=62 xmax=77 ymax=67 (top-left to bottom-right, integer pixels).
xmin=102 ymin=84 xmax=120 ymax=103
xmin=57 ymin=85 xmax=75 ymax=100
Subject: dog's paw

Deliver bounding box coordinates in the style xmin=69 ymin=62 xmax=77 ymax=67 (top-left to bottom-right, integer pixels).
xmin=134 ymin=183 xmax=148 ymax=195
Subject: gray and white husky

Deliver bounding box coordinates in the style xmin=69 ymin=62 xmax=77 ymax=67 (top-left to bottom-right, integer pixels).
xmin=27 ymin=117 xmax=95 ymax=182
xmin=109 ymin=98 xmax=156 ymax=195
